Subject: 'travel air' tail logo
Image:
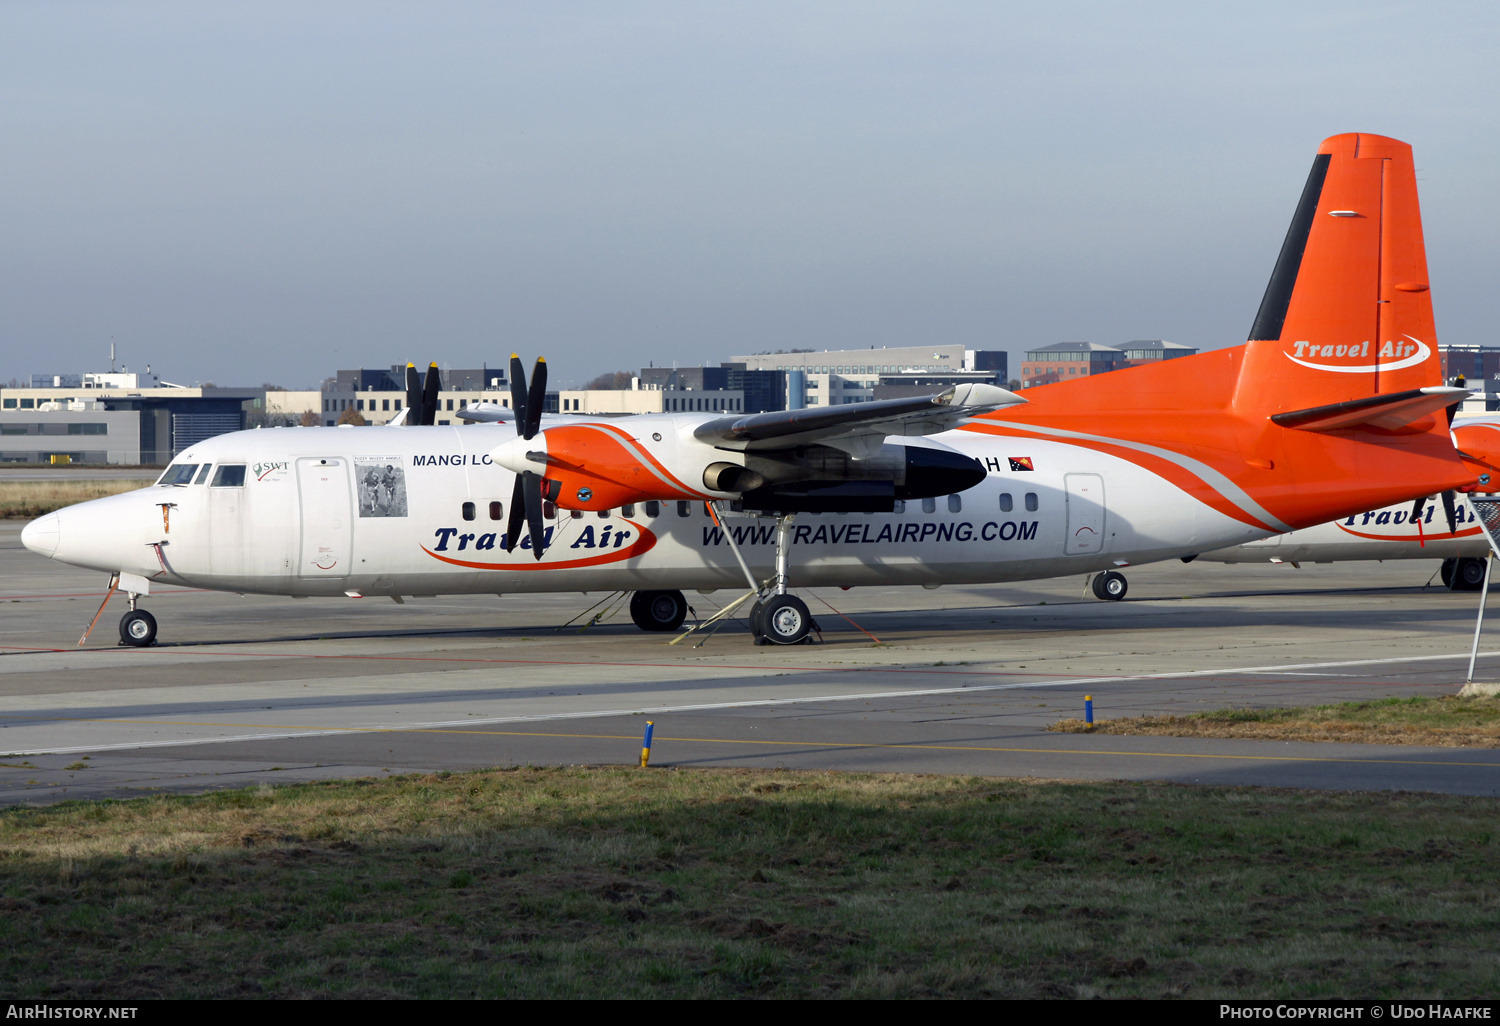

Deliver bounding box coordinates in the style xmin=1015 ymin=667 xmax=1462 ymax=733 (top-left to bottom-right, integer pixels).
xmin=1284 ymin=336 xmax=1431 ymax=374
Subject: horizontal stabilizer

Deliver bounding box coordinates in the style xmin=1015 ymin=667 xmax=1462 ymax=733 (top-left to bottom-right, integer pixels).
xmin=456 ymin=401 xmax=513 ymax=423
xmin=1270 ymin=386 xmax=1470 ymax=432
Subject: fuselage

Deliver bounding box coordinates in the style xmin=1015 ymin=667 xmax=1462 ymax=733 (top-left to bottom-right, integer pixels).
xmin=22 ymin=418 xmax=1284 ymax=597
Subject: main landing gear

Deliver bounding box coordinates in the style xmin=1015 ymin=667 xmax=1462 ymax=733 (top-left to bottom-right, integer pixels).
xmin=666 ymin=508 xmax=822 ymax=647
xmin=1091 ymin=570 xmax=1128 ymax=601
xmin=1442 ymin=557 xmax=1488 ymax=592
xmin=745 ymin=514 xmax=819 ymax=646
xmin=630 ymin=590 xmax=689 ymax=631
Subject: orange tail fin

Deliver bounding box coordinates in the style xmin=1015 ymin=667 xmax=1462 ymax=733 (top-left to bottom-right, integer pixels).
xmin=1236 ymin=132 xmax=1441 ymax=413
xmin=971 ymin=133 xmax=1473 ymax=532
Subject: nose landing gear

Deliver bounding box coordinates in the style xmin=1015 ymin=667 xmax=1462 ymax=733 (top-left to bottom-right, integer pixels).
xmin=118 ymin=590 xmax=157 ymax=647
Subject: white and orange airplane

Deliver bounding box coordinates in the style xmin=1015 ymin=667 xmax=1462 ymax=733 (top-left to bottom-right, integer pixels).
xmin=20 ymin=133 xmax=1485 ymax=646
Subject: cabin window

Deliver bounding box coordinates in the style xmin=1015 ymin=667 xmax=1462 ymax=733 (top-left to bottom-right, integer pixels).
xmin=893 ymin=499 xmax=905 ymax=514
xmin=571 ymin=509 xmax=583 ymax=519
xmin=489 ymin=501 xmax=503 ymax=520
xmin=211 ymin=465 xmax=246 ymax=487
xmin=1025 ymin=492 xmax=1039 ymax=512
xmin=622 ymin=504 xmax=636 ymax=518
xmin=543 ymin=501 xmax=556 ymax=519
xmin=921 ymin=496 xmax=936 ymax=514
xmin=193 ymin=464 xmax=214 ymax=485
xmin=158 ymin=464 xmax=199 ymax=486
xmin=948 ymin=494 xmax=962 ymax=513
xmin=462 ymin=502 xmax=476 ymax=521
xmin=597 ymin=509 xmax=610 ymax=518
xmin=677 ymin=500 xmax=691 ymax=517
xmin=999 ymin=493 xmax=1013 ymax=513
xmin=645 ymin=500 xmax=660 ymax=517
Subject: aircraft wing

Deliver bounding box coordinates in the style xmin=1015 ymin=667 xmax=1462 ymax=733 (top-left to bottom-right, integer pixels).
xmin=693 ymin=383 xmax=1024 ymax=453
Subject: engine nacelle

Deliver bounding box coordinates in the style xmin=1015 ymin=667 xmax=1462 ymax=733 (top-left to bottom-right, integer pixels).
xmin=491 ymin=426 xmax=986 ymax=514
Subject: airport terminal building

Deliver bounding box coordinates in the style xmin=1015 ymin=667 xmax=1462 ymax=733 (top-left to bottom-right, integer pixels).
xmin=0 ymin=373 xmax=257 ymax=465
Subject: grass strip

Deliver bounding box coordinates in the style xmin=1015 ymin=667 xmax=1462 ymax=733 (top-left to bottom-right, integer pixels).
xmin=0 ymin=480 xmax=148 ymax=519
xmin=1051 ymin=695 xmax=1500 ymax=747
xmin=3 ymin=766 xmax=1499 ymax=998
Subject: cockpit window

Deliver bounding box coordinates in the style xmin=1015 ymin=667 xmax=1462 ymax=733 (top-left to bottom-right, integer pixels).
xmin=211 ymin=465 xmax=246 ymax=487
xmin=158 ymin=464 xmax=199 ymax=485
xmin=193 ymin=464 xmax=214 ymax=484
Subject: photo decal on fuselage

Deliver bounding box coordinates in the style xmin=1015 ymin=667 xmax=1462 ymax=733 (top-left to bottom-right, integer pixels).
xmin=355 ymin=456 xmax=409 ymax=518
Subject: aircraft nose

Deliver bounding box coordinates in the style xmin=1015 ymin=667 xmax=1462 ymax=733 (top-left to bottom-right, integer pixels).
xmin=21 ymin=512 xmax=60 ymax=558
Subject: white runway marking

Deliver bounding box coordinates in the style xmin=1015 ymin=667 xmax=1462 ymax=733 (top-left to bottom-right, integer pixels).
xmin=2 ymin=649 xmax=1489 ymax=757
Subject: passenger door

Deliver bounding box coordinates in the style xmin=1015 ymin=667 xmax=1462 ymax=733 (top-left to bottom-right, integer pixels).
xmin=297 ymin=458 xmax=352 ymax=578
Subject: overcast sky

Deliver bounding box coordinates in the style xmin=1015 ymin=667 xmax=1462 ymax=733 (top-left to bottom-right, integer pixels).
xmin=3 ymin=2 xmax=1496 ymax=388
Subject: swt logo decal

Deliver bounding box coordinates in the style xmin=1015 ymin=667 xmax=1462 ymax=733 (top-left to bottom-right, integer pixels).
xmin=1284 ymin=335 xmax=1430 ymax=374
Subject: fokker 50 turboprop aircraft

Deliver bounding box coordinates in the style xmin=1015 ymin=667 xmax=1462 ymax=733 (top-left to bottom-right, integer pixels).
xmin=20 ymin=133 xmax=1482 ymax=647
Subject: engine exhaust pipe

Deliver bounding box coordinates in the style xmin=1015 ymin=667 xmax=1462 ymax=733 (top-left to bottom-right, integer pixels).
xmin=703 ymin=462 xmax=766 ymax=493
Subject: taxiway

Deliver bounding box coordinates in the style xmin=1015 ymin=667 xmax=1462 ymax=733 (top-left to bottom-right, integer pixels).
xmin=3 ymin=518 xmax=1495 ymax=802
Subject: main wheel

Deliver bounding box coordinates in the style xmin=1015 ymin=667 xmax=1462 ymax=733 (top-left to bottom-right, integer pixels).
xmin=1451 ymin=557 xmax=1489 ymax=592
xmin=1091 ymin=571 xmax=1128 ymax=601
xmin=119 ymin=609 xmax=158 ymax=647
xmin=748 ymin=599 xmax=767 ymax=640
xmin=629 ymin=590 xmax=688 ymax=631
xmin=760 ymin=595 xmax=812 ymax=645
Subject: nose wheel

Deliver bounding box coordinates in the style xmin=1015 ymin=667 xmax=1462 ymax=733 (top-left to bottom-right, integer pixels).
xmin=119 ymin=609 xmax=158 ymax=647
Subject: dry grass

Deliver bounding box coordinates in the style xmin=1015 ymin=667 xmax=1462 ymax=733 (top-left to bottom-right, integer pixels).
xmin=1051 ymin=695 xmax=1500 ymax=747
xmin=0 ymin=480 xmax=149 ymax=519
xmin=4 ymin=766 xmax=1500 ymax=998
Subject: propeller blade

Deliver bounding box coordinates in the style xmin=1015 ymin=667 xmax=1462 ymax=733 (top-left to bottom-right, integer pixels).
xmin=1410 ymin=496 xmax=1427 ymax=525
xmin=509 ymin=355 xmax=528 ymax=435
xmin=404 ymin=363 xmax=421 ymax=425
xmin=1442 ymin=490 xmax=1458 ymax=534
xmin=504 ymin=474 xmax=526 ymax=553
xmin=525 ymin=358 xmax=547 ymax=439
xmin=421 ymin=361 xmax=441 ymax=425
xmin=523 ymin=470 xmax=547 ymax=559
